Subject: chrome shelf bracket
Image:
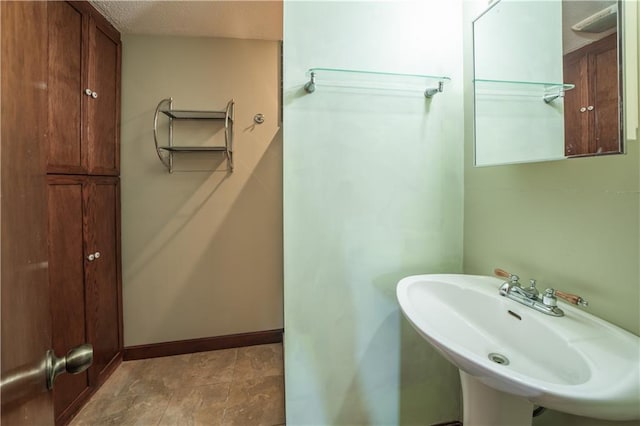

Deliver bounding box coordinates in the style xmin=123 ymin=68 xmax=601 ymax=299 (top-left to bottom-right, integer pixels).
xmin=304 ymin=72 xmax=316 ymax=93
xmin=543 ymin=90 xmax=565 ymax=104
xmin=153 ymin=98 xmax=174 ymax=172
xmin=425 ymin=81 xmax=445 ymax=98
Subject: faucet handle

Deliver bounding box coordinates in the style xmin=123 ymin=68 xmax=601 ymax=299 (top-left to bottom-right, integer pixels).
xmin=494 ymin=268 xmax=511 ymax=278
xmin=543 ymin=288 xmax=558 ymax=306
xmin=525 ymin=279 xmax=539 ymax=298
xmin=494 ymin=268 xmax=519 ymax=284
xmin=554 ymin=290 xmax=589 ymax=307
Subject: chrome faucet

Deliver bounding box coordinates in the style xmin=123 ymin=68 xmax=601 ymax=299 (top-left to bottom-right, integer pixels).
xmin=495 ymin=268 xmax=588 ymax=317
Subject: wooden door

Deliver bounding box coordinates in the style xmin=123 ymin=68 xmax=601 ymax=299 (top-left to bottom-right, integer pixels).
xmin=1 ymin=2 xmax=54 ymax=425
xmin=48 ymin=176 xmax=91 ymax=423
xmin=86 ymin=18 xmax=120 ymax=176
xmin=48 ymin=1 xmax=88 ymax=174
xmin=84 ymin=178 xmax=122 ymax=384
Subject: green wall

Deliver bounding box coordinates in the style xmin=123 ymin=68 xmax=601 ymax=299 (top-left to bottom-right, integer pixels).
xmin=284 ymin=2 xmax=465 ymax=424
xmin=463 ymin=145 xmax=639 ymax=334
xmin=463 ymin=140 xmax=639 ymax=426
xmin=463 ymin=3 xmax=640 ymax=425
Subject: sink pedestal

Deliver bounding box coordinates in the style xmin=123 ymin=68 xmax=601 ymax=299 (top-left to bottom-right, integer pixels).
xmin=460 ymin=371 xmax=533 ymax=426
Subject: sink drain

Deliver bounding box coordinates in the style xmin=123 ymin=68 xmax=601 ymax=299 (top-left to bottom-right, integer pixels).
xmin=488 ymin=352 xmax=510 ymax=365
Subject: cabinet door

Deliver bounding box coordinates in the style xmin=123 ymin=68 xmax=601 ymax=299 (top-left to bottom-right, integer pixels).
xmin=563 ymin=33 xmax=619 ymax=156
xmin=86 ymin=18 xmax=120 ymax=175
xmin=84 ymin=178 xmax=121 ymax=384
xmin=563 ymin=53 xmax=590 ymax=156
xmin=48 ymin=1 xmax=88 ymax=174
xmin=590 ymin=33 xmax=619 ymax=154
xmin=48 ymin=176 xmax=90 ymax=420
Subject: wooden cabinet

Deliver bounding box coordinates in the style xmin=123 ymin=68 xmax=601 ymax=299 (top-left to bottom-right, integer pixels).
xmin=563 ymin=33 xmax=619 ymax=156
xmin=47 ymin=2 xmax=122 ymax=424
xmin=48 ymin=176 xmax=122 ymax=424
xmin=48 ymin=1 xmax=120 ymax=175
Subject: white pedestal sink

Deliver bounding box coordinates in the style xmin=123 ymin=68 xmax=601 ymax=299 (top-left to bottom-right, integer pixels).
xmin=460 ymin=371 xmax=534 ymax=426
xmin=396 ymin=274 xmax=640 ymax=425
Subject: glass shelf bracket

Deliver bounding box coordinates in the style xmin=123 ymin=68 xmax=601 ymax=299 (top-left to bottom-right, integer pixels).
xmin=303 ymin=67 xmax=450 ymax=98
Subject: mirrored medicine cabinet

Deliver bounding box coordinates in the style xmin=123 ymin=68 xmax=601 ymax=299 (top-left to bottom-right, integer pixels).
xmin=473 ymin=0 xmax=624 ymax=166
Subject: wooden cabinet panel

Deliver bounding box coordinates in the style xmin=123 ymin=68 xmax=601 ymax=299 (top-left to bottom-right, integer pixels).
xmin=563 ymin=54 xmax=589 ymax=156
xmin=592 ymin=37 xmax=619 ymax=154
xmin=84 ymin=178 xmax=121 ymax=384
xmin=87 ymin=21 xmax=120 ymax=175
xmin=48 ymin=177 xmax=90 ymax=419
xmin=47 ymin=1 xmax=87 ymax=174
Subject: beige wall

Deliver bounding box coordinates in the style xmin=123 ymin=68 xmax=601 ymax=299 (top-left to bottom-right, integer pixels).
xmin=463 ymin=3 xmax=639 ymax=426
xmin=120 ymin=35 xmax=282 ymax=346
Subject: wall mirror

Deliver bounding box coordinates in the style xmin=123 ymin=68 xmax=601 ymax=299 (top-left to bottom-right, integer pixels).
xmin=473 ymin=0 xmax=624 ymax=166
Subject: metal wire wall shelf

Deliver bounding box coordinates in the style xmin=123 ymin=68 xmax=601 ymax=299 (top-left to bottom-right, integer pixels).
xmin=303 ymin=67 xmax=450 ymax=98
xmin=153 ymin=98 xmax=235 ymax=173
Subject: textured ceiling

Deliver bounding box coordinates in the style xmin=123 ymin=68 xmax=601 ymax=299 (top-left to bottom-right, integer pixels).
xmin=90 ymin=1 xmax=282 ymax=40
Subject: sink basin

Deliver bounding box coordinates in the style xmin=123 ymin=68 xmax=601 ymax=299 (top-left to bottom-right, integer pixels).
xmin=397 ymin=274 xmax=640 ymax=422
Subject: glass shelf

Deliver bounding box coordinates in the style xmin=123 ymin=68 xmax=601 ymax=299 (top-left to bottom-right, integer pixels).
xmin=160 ymin=110 xmax=228 ymax=120
xmin=304 ymin=67 xmax=450 ymax=97
xmin=474 ymin=79 xmax=575 ymax=98
xmin=158 ymin=146 xmax=227 ymax=152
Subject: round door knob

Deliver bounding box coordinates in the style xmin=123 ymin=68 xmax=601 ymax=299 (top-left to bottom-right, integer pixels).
xmin=91 ymin=91 xmax=98 ymax=99
xmin=46 ymin=344 xmax=93 ymax=390
xmin=587 ymin=105 xmax=594 ymax=111
xmin=94 ymin=252 xmax=101 ymax=259
xmin=87 ymin=254 xmax=95 ymax=261
xmin=64 ymin=344 xmax=93 ymax=374
xmin=85 ymin=88 xmax=93 ymax=96
xmin=579 ymin=107 xmax=587 ymax=112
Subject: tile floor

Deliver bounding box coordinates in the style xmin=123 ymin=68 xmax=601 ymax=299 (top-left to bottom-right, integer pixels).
xmin=70 ymin=343 xmax=285 ymax=426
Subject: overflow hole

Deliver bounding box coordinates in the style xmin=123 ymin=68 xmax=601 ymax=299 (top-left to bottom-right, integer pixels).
xmin=508 ymin=310 xmax=522 ymax=320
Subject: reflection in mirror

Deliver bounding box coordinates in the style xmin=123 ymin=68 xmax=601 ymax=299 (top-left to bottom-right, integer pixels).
xmin=473 ymin=0 xmax=624 ymax=166
xmin=563 ymin=1 xmax=621 ymax=156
